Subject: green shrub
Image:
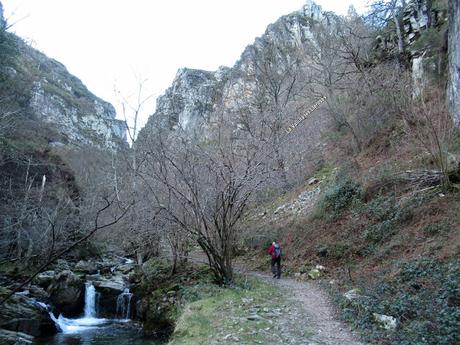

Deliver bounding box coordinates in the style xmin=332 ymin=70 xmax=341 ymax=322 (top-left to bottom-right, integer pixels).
xmin=422 ymin=222 xmax=451 ymax=236
xmin=0 ymin=31 xmax=17 ymax=61
xmin=316 ymin=242 xmax=350 ymax=260
xmin=316 ymin=176 xmax=362 ymax=221
xmin=362 ymin=194 xmax=417 ymax=243
xmin=365 ymin=194 xmax=399 ymax=222
xmin=335 ymin=259 xmax=460 ymax=344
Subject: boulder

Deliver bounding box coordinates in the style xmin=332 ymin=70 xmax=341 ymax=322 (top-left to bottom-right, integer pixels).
xmin=33 ymin=271 xmax=56 ymax=289
xmin=373 ymin=313 xmax=397 ymax=330
xmin=344 ymin=288 xmax=362 ymax=301
xmin=53 ymin=259 xmax=70 ymax=272
xmin=74 ymin=260 xmax=98 ymax=274
xmin=47 ymin=270 xmax=84 ymax=317
xmin=0 ymin=291 xmax=57 ymax=337
xmin=114 ymin=264 xmax=134 ymax=275
xmin=28 ymin=286 xmax=49 ymax=301
xmin=90 ymin=276 xmax=126 ymax=317
xmin=308 ymin=268 xmax=321 ymax=279
xmin=308 ymin=177 xmax=319 ymax=185
xmin=90 ymin=275 xmax=125 ymax=293
xmin=0 ymin=329 xmax=34 ymax=345
xmin=96 ymin=261 xmax=113 ymax=275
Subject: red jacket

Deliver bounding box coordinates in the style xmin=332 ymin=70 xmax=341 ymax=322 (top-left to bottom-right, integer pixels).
xmin=268 ymin=244 xmax=275 ymax=257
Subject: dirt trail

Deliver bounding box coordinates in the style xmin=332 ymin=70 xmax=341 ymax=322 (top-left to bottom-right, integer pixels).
xmin=246 ymin=269 xmax=365 ymax=345
xmin=190 ymin=253 xmax=365 ymax=344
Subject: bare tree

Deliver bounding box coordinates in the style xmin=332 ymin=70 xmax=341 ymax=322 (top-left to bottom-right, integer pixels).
xmin=0 ymin=195 xmax=131 ymax=306
xmin=304 ymin=11 xmax=409 ymax=151
xmin=137 ymin=113 xmax=268 ymax=284
xmin=367 ymin=0 xmax=407 ymax=63
xmin=113 ymin=79 xmax=160 ymax=265
xmin=239 ymin=37 xmax=309 ymax=188
xmin=403 ymin=87 xmax=455 ymax=187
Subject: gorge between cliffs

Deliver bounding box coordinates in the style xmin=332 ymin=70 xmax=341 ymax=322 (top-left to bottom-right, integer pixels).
xmin=1 ymin=1 xmax=459 ymax=344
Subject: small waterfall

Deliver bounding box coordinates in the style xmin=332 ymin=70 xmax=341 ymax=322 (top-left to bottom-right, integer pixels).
xmin=116 ymin=288 xmax=133 ymax=319
xmin=84 ymin=282 xmax=97 ymax=318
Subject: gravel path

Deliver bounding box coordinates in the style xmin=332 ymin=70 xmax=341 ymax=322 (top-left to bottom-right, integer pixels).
xmin=189 ymin=253 xmax=365 ymax=344
xmin=246 ymin=270 xmax=365 ymax=345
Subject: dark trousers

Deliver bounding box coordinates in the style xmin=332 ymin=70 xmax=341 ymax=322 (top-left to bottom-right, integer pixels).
xmin=271 ymin=257 xmax=281 ymax=278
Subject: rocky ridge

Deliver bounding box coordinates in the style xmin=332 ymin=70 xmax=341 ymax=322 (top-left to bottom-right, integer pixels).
xmin=141 ymin=0 xmax=327 ymax=138
xmin=0 ymin=2 xmax=126 ymax=149
xmin=143 ymin=0 xmax=459 ymax=140
xmin=14 ymin=41 xmax=127 ymax=148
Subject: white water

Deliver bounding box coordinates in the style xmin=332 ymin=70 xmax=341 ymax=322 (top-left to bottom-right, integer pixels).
xmin=116 ymin=288 xmax=133 ymax=319
xmin=36 ymin=278 xmax=134 ymax=336
xmin=51 ymin=281 xmax=109 ymax=334
xmin=84 ymin=282 xmax=97 ymax=317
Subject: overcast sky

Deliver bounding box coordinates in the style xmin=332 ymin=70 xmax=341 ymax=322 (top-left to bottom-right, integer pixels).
xmin=2 ymin=0 xmax=368 ymax=130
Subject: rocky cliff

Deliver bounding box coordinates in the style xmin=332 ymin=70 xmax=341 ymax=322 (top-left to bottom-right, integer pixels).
xmin=0 ymin=2 xmax=128 ymax=271
xmin=0 ymin=13 xmax=126 ymax=148
xmin=25 ymin=49 xmax=128 ymax=147
xmin=142 ymin=0 xmax=326 ymax=138
xmin=153 ymin=67 xmax=230 ymax=131
xmin=143 ymin=0 xmax=458 ymax=138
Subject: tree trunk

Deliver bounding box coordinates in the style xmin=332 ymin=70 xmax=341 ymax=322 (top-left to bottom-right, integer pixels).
xmin=392 ymin=7 xmax=405 ymax=63
xmin=448 ymin=0 xmax=460 ymax=127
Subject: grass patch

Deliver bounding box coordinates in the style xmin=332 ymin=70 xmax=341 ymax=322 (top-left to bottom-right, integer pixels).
xmin=170 ymin=276 xmax=290 ymax=345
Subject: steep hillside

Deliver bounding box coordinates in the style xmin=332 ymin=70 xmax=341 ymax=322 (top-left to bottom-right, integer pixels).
xmin=0 ymin=39 xmax=126 ymax=148
xmin=0 ymin=3 xmax=128 ymax=266
xmin=137 ymin=1 xmax=459 ymax=344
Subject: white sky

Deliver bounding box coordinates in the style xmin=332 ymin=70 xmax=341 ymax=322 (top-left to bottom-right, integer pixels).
xmin=2 ymin=0 xmax=368 ymax=131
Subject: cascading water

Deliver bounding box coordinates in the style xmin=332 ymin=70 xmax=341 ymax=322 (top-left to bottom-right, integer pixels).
xmin=84 ymin=281 xmax=97 ymax=317
xmin=44 ymin=281 xmax=107 ymax=334
xmin=116 ymin=288 xmax=133 ymax=319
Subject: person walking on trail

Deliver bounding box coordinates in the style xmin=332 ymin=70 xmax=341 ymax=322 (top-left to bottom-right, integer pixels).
xmin=268 ymin=241 xmax=282 ymax=279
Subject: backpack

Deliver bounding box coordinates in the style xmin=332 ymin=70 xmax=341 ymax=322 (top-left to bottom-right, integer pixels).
xmin=274 ymin=245 xmax=282 ymax=258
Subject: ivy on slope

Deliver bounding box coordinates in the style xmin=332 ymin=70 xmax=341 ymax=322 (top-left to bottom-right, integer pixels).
xmin=336 ymin=259 xmax=460 ymax=345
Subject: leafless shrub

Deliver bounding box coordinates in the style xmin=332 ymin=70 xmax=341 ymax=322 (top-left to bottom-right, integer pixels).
xmin=403 ymin=87 xmax=455 ymax=187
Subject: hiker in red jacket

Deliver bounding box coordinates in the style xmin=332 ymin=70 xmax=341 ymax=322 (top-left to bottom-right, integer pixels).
xmin=267 ymin=241 xmax=282 ymax=279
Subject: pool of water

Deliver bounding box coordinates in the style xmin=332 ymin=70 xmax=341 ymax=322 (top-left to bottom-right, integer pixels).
xmin=35 ymin=319 xmax=166 ymax=345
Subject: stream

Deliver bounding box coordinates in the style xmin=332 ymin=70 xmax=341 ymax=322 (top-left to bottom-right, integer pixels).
xmin=36 ymin=282 xmax=166 ymax=345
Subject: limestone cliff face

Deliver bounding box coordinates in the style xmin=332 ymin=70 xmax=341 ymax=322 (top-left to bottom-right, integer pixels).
xmin=20 ymin=43 xmax=126 ymax=148
xmin=0 ymin=8 xmax=126 ymax=149
xmin=448 ymin=0 xmax=460 ymax=127
xmin=154 ymin=67 xmax=229 ymax=131
xmin=402 ymin=0 xmax=448 ymax=96
xmin=142 ymin=1 xmax=326 ymax=136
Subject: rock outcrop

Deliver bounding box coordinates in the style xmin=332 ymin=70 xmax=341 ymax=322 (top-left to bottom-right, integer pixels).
xmin=448 ymin=0 xmax=460 ymax=126
xmin=141 ymin=0 xmax=329 ymax=140
xmin=0 ymin=329 xmax=34 ymax=345
xmin=17 ymin=42 xmax=127 ymax=148
xmin=0 ymin=290 xmax=57 ymax=337
xmin=0 ymin=0 xmax=126 ymax=148
xmin=154 ymin=67 xmax=229 ymax=131
xmin=402 ymin=0 xmax=448 ymax=96
xmin=47 ymin=270 xmax=84 ymax=317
